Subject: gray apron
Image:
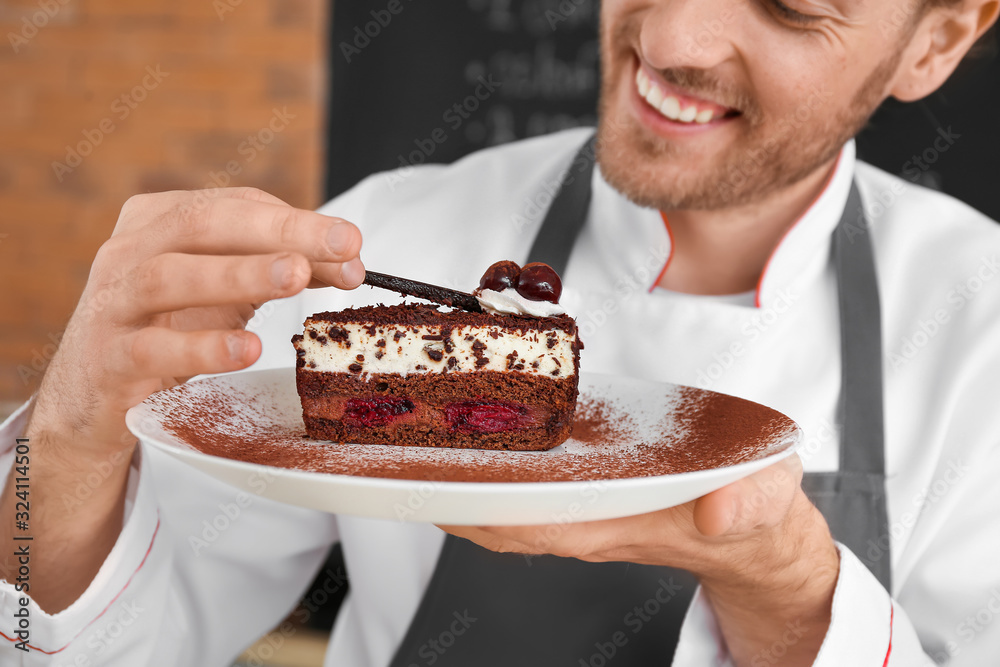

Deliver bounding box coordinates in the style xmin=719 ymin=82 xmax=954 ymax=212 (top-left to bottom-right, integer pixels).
xmin=389 ymin=136 xmax=890 ymax=666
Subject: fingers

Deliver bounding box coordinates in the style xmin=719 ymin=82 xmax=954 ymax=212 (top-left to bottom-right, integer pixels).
xmin=215 ymin=186 xmax=290 ymax=207
xmin=440 ymin=515 xmax=644 ymax=560
xmin=309 ymin=258 xmax=367 ymax=290
xmin=117 ymin=327 xmax=262 ymax=380
xmin=118 ymin=252 xmax=312 ymax=319
xmin=438 ymin=525 xmax=547 ymax=556
xmin=113 ymin=187 xmax=289 ymax=236
xmin=160 ymin=197 xmax=363 ymax=264
xmin=694 ymin=454 xmax=804 ymax=537
xmin=445 ymin=455 xmax=809 ymax=566
xmin=693 ymin=491 xmax=738 ymax=538
xmin=440 ymin=526 xmax=506 ymax=549
xmin=106 ymin=189 xmax=366 ymax=291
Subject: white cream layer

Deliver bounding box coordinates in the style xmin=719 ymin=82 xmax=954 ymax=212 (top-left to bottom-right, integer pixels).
xmin=475 ymin=288 xmax=565 ymax=317
xmin=297 ymin=321 xmax=576 ymax=378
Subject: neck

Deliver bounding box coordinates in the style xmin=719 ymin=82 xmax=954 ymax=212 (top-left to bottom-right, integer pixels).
xmin=657 ymin=155 xmax=841 ymax=296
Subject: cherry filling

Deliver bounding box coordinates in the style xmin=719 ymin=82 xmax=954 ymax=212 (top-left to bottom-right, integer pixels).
xmin=445 ymin=400 xmax=530 ymax=433
xmin=343 ymin=397 xmax=415 ymax=427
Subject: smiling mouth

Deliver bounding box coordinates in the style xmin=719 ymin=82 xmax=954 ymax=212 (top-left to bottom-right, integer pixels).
xmin=634 ymin=66 xmax=741 ymax=125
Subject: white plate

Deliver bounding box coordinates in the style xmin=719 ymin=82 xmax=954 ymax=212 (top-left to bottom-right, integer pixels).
xmin=126 ymin=368 xmax=800 ymax=525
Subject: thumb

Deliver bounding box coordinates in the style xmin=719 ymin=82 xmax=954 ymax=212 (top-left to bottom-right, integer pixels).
xmin=693 ymin=453 xmax=804 ymax=537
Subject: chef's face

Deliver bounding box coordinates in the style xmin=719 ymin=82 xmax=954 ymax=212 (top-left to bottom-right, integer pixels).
xmin=596 ymin=0 xmax=920 ymax=210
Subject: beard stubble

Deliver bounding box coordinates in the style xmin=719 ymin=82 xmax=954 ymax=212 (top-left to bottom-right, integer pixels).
xmin=595 ymin=19 xmax=906 ymax=212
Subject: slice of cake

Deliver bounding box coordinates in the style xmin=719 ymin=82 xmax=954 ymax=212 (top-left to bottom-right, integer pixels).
xmin=292 ymin=262 xmax=581 ymax=451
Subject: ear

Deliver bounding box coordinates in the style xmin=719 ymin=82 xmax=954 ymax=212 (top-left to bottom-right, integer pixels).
xmin=889 ymin=0 xmax=999 ymax=102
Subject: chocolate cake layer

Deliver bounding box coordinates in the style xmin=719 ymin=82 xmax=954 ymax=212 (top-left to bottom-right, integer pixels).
xmin=297 ymin=370 xmax=577 ymax=451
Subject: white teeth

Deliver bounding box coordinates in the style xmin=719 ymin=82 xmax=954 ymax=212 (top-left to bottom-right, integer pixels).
xmin=659 ymin=96 xmax=681 ymax=121
xmin=636 ymin=66 xmax=725 ymax=125
xmin=635 ymin=68 xmax=650 ymax=97
xmin=646 ymin=84 xmax=664 ymax=108
xmin=678 ymin=106 xmax=698 ymax=123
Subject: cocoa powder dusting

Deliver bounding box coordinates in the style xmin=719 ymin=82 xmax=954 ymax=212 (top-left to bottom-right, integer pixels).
xmin=150 ymin=377 xmax=798 ymax=484
xmin=570 ymin=395 xmax=635 ymax=445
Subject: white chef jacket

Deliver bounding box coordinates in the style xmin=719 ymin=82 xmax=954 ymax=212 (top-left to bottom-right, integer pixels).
xmin=2 ymin=127 xmax=1000 ymax=667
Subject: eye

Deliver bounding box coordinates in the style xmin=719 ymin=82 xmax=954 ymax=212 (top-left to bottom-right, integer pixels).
xmin=763 ymin=0 xmax=822 ymax=25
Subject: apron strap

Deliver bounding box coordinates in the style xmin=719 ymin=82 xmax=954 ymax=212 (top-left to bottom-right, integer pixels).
xmin=832 ymin=185 xmax=886 ymax=477
xmin=525 ymin=134 xmax=597 ymax=273
xmin=804 ymin=181 xmax=891 ymax=589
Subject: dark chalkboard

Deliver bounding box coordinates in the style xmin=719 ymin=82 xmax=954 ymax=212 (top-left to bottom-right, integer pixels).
xmin=325 ymin=2 xmax=999 ymax=222
xmin=855 ymin=38 xmax=1000 ymax=222
xmin=325 ymin=0 xmax=600 ymax=196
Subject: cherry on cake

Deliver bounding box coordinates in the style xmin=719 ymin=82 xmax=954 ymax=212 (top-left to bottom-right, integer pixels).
xmin=292 ymin=262 xmax=581 ymax=451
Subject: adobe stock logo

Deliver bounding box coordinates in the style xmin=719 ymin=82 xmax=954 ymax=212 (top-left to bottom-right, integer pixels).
xmin=404 ymin=610 xmax=478 ymax=667
xmin=681 ymin=9 xmax=738 ymax=59
xmin=6 ymin=0 xmax=72 ymax=54
xmin=889 ymin=255 xmax=999 ymax=371
xmin=384 ymin=75 xmax=503 ymax=191
xmin=577 ymin=577 xmax=685 ymax=667
xmin=51 ymin=65 xmax=171 ymax=182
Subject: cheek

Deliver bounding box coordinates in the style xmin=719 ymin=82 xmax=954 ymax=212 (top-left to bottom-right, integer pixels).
xmin=746 ymin=26 xmax=866 ymax=120
xmin=746 ymin=49 xmax=852 ymax=128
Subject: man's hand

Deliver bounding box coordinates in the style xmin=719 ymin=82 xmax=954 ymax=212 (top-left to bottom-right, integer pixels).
xmin=1 ymin=187 xmax=364 ymax=613
xmin=32 ymin=187 xmax=363 ymax=454
xmin=439 ymin=454 xmax=840 ymax=666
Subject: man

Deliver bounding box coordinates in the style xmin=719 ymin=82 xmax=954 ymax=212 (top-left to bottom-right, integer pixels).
xmin=2 ymin=0 xmax=998 ymax=664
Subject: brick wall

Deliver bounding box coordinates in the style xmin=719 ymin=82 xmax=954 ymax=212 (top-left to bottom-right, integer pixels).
xmin=0 ymin=0 xmax=329 ymax=405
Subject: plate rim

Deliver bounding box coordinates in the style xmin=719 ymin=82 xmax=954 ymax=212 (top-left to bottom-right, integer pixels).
xmin=126 ymin=367 xmax=803 ymax=492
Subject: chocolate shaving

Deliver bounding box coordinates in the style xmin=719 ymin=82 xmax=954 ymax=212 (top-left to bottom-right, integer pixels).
xmin=364 ymin=270 xmax=484 ymax=313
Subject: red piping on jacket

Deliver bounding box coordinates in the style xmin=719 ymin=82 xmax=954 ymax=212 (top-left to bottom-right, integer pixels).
xmin=649 ymin=211 xmax=676 ymax=292
xmin=647 ymin=150 xmax=846 ymax=306
xmin=882 ymin=604 xmax=895 ymax=666
xmin=1 ymin=515 xmax=161 ymax=654
xmin=752 ymin=151 xmax=844 ymax=308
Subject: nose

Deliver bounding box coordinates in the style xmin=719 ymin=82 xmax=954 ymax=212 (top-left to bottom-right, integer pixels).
xmin=638 ymin=0 xmax=738 ymax=71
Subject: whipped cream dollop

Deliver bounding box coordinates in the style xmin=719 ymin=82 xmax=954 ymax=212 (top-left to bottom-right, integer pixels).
xmin=476 ymin=288 xmax=565 ymax=317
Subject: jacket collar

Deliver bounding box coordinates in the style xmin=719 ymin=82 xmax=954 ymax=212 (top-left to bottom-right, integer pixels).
xmin=591 ymin=140 xmax=857 ymax=310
